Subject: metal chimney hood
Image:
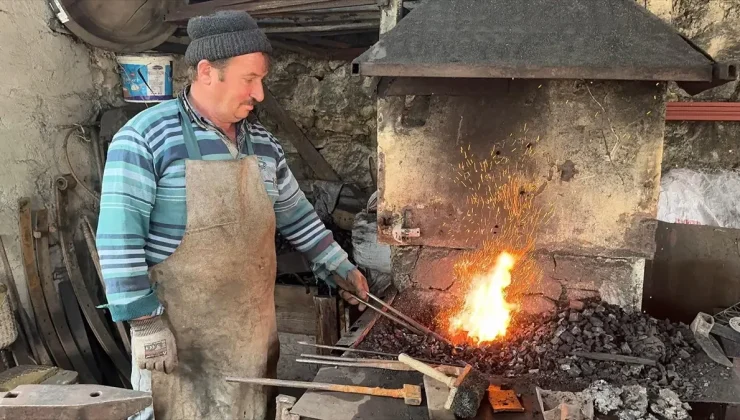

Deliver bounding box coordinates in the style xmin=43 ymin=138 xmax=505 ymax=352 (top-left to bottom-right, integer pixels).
xmin=352 ymin=0 xmax=733 ymax=83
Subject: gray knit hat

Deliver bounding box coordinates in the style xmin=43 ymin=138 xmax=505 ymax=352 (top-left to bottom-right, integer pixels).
xmin=185 ymin=10 xmax=272 ymax=66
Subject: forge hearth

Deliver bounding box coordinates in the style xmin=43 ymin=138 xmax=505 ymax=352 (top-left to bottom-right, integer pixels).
xmin=351 ymin=0 xmax=736 ymax=314
xmin=355 ymin=292 xmax=722 ymax=401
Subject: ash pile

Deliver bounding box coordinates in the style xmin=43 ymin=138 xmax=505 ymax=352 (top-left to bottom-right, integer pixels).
xmin=359 ymin=299 xmax=724 ymax=399
xmin=539 ymin=380 xmax=692 ymax=420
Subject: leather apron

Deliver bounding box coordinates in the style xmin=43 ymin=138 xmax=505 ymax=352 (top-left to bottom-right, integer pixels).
xmin=149 ymin=102 xmax=279 ymax=419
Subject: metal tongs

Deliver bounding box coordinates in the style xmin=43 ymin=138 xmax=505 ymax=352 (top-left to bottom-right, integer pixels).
xmin=347 ymin=292 xmax=454 ymax=346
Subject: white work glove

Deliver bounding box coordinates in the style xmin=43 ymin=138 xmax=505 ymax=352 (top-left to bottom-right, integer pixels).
xmin=130 ymin=316 xmax=178 ymax=374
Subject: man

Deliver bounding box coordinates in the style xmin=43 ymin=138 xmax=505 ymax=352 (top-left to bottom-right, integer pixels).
xmin=97 ymin=10 xmax=369 ymax=420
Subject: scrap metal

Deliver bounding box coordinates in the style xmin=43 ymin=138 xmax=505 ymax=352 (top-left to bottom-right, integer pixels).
xmin=54 ymin=176 xmax=132 ymax=382
xmin=34 ymin=209 xmax=99 ymax=384
xmin=18 ymin=198 xmax=67 ymax=368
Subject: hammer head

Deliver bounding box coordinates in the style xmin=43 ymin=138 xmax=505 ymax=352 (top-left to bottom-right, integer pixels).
xmin=403 ymin=384 xmax=422 ymax=406
xmin=443 ymin=365 xmax=489 ymax=419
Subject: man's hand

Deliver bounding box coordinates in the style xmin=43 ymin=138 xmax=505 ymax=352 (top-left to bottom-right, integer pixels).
xmin=130 ymin=316 xmax=178 ymax=373
xmin=333 ymin=268 xmax=370 ymax=311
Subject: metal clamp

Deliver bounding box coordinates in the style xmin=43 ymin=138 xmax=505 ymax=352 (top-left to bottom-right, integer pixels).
xmin=392 ymin=219 xmax=420 ymax=243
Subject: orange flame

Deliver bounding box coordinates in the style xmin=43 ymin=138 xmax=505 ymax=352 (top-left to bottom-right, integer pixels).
xmin=448 ymin=252 xmax=518 ymax=344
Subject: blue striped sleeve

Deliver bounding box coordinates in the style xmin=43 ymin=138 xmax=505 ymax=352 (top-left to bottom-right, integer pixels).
xmin=262 ymin=128 xmax=356 ymax=286
xmin=96 ymin=126 xmax=162 ymax=322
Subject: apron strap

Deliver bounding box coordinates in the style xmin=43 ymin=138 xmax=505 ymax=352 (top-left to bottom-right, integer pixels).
xmin=177 ymin=99 xmax=203 ymax=160
xmin=244 ymin=131 xmax=254 ymax=156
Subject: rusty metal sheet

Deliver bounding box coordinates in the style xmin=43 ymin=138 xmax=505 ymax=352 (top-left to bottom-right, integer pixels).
xmin=377 ymin=80 xmax=664 ymax=259
xmin=35 ymin=210 xmax=98 ymax=384
xmin=0 ymin=384 xmax=151 ymax=420
xmin=666 ymin=101 xmax=740 ymax=121
xmin=18 ymin=199 xmax=70 ymax=369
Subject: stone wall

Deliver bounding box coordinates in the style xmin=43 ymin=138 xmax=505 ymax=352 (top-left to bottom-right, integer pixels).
xmin=171 ymin=51 xmax=378 ymax=190
xmin=0 ymin=1 xmax=119 ymax=314
xmin=663 ymin=0 xmax=740 ymax=172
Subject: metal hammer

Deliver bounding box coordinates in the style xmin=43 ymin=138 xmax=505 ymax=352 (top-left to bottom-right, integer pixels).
xmin=399 ymin=353 xmax=489 ymax=418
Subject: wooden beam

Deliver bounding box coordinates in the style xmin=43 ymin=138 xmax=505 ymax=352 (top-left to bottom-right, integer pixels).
xmin=313 ymin=295 xmax=339 ymax=354
xmin=279 ymin=34 xmax=353 ymax=49
xmin=261 ymin=89 xmax=341 ymax=181
xmin=167 ymin=0 xmax=375 ymax=22
xmin=253 ymin=0 xmax=375 ymax=15
xmin=263 ymin=22 xmax=378 ymax=34
xmin=275 ymin=284 xmax=318 ymax=335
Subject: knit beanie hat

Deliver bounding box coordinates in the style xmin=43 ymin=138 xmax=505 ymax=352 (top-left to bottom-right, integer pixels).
xmin=185 ymin=10 xmax=273 ymax=66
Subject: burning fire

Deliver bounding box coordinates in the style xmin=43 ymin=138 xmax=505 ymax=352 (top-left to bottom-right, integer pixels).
xmin=448 ymin=251 xmax=518 ymax=344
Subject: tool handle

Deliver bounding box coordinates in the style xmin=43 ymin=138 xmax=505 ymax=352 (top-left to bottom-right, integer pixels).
xmin=225 ymin=377 xmax=405 ymax=399
xmin=398 ymin=353 xmax=455 ymax=387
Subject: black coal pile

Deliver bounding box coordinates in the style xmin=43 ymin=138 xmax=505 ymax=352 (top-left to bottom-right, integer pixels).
xmin=358 ymin=300 xmax=708 ymax=399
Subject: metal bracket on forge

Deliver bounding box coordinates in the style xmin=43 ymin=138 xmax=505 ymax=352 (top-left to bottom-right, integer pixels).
xmin=391 ymin=212 xmax=420 ymax=244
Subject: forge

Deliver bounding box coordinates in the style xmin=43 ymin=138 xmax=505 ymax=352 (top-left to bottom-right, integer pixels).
xmin=351 ymin=0 xmax=736 ymax=317
xmin=292 ymin=1 xmax=740 ymax=419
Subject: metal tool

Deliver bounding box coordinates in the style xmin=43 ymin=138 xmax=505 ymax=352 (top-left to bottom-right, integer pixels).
xmin=225 ymin=376 xmax=423 ymax=406
xmin=399 ymin=353 xmax=489 ymax=419
xmin=691 ymin=312 xmax=733 ymax=367
xmin=348 ymin=292 xmax=454 ymax=346
xmin=487 ymin=384 xmax=524 ymax=413
xmin=297 ymin=357 xmax=413 ymax=371
xmin=297 ymin=341 xmax=460 ymax=366
xmin=347 ymin=292 xmax=425 ymax=335
xmin=0 ymin=384 xmax=151 ymax=420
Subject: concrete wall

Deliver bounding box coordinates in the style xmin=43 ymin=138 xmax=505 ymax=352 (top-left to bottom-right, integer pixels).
xmin=0 ymin=1 xmax=119 ymax=314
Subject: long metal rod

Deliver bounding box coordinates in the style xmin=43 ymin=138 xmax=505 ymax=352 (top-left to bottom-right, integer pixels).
xmin=298 ymin=341 xmax=400 ymax=357
xmin=297 ymin=358 xmax=413 ymax=371
xmin=301 ymin=352 xmax=441 ymax=365
xmin=364 ymin=292 xmax=454 ymax=346
xmin=347 ymin=292 xmax=425 ymax=335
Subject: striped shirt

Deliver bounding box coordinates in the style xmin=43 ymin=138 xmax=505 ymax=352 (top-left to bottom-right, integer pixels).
xmin=97 ymin=87 xmax=355 ymax=322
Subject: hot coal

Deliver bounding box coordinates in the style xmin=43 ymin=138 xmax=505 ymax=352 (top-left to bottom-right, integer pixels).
xmin=358 ymin=299 xmax=705 ymax=399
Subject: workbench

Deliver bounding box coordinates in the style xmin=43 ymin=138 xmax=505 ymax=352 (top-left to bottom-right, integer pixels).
xmin=291 ymin=365 xmax=540 ymax=420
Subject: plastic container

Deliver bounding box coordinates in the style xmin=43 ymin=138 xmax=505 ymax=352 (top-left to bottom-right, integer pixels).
xmin=116 ymin=53 xmax=174 ymax=103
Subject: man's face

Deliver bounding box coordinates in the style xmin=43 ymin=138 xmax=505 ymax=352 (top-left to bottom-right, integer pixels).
xmin=204 ymin=53 xmax=269 ymax=123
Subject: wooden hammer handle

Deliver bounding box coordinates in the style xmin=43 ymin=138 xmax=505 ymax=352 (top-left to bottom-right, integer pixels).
xmin=398 ymin=353 xmax=456 ymax=387
xmin=225 ymin=377 xmax=406 ymax=399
